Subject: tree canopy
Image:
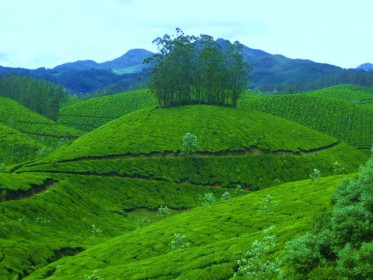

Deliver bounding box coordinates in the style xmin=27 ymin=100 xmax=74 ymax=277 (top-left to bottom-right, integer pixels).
xmin=145 ymin=28 xmax=249 ymax=107
xmin=0 ymin=75 xmax=67 ymax=120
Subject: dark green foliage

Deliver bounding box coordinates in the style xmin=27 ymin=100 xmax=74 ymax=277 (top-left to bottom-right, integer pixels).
xmin=146 ymin=28 xmax=249 ymax=107
xmin=284 ymin=231 xmax=332 ymax=274
xmin=283 ymin=149 xmax=373 ymax=279
xmin=0 ymin=75 xmax=67 ymax=120
xmin=58 ymin=89 xmax=157 ymax=131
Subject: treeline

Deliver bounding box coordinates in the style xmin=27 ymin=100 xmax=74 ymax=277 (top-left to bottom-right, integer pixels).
xmin=260 ymin=69 xmax=373 ymax=94
xmin=0 ymin=75 xmax=67 ymax=120
xmin=145 ymin=28 xmax=250 ymax=107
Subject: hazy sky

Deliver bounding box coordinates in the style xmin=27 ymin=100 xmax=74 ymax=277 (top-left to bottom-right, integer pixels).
xmin=0 ymin=0 xmax=371 ymax=69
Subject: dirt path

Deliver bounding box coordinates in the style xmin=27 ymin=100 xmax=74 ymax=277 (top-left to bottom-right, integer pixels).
xmin=13 ymin=141 xmax=340 ymax=174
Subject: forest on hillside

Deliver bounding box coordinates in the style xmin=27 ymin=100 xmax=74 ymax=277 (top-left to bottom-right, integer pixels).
xmin=0 ymin=75 xmax=67 ymax=120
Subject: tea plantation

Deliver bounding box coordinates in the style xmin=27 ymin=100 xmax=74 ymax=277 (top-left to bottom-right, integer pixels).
xmin=17 ymin=105 xmax=367 ymax=189
xmin=238 ymin=93 xmax=373 ymax=154
xmin=58 ymin=89 xmax=157 ymax=131
xmin=0 ymin=97 xmax=83 ymax=146
xmin=1 ymin=87 xmax=371 ymax=279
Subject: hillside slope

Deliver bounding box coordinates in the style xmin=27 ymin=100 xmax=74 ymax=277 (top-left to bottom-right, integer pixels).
xmin=0 ymin=97 xmax=83 ymax=146
xmin=19 ymin=105 xmax=367 ymax=189
xmin=0 ymin=173 xmax=225 ymax=279
xmin=238 ymin=94 xmax=373 ymax=154
xmin=58 ymin=89 xmax=157 ymax=131
xmin=24 ymin=174 xmax=349 ymax=280
xmin=305 ymin=84 xmax=373 ymax=110
xmin=0 ymin=123 xmax=43 ymax=164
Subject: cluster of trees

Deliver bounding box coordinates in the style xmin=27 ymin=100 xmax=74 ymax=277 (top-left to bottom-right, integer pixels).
xmin=145 ymin=28 xmax=250 ymax=107
xmin=0 ymin=75 xmax=67 ymax=120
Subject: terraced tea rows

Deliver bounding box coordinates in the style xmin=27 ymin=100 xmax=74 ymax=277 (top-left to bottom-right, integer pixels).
xmin=18 ymin=105 xmax=367 ymax=189
xmin=0 ymin=173 xmax=225 ymax=279
xmin=0 ymin=97 xmax=83 ymax=146
xmin=58 ymin=89 xmax=157 ymax=131
xmin=306 ymin=84 xmax=373 ymax=106
xmin=2 ymin=97 xmax=370 ymax=279
xmin=0 ymin=124 xmax=43 ymax=164
xmin=238 ymin=94 xmax=373 ymax=154
xmin=24 ymin=174 xmax=349 ymax=280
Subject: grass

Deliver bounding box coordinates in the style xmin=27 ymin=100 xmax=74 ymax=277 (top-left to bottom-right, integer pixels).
xmin=58 ymin=89 xmax=157 ymax=131
xmin=238 ymin=93 xmax=373 ymax=154
xmin=23 ymin=174 xmax=350 ymax=280
xmin=0 ymin=97 xmax=83 ymax=147
xmin=0 ymin=173 xmax=226 ymax=279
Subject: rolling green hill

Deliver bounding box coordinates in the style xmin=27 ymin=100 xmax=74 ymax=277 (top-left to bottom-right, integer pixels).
xmin=23 ymin=174 xmax=349 ymax=280
xmin=0 ymin=123 xmax=43 ymax=164
xmin=238 ymin=94 xmax=373 ymax=154
xmin=18 ymin=105 xmax=367 ymax=189
xmin=0 ymin=173 xmax=226 ymax=279
xmin=305 ymin=84 xmax=373 ymax=108
xmin=0 ymin=97 xmax=83 ymax=146
xmin=58 ymin=89 xmax=157 ymax=131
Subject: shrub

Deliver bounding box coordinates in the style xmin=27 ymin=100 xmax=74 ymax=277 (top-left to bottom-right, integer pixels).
xmin=332 ymin=161 xmax=344 ymax=174
xmin=180 ymin=132 xmax=199 ymax=156
xmin=91 ymin=224 xmax=102 ymax=236
xmin=170 ymin=233 xmax=190 ymax=250
xmin=138 ymin=217 xmax=152 ymax=228
xmin=0 ymin=162 xmax=6 ymax=173
xmin=258 ymin=194 xmax=275 ymax=215
xmin=234 ymin=226 xmax=280 ymax=279
xmin=201 ymin=192 xmax=216 ymax=205
xmin=84 ymin=269 xmax=103 ymax=280
xmin=235 ymin=185 xmax=244 ymax=194
xmin=158 ymin=205 xmax=171 ymax=216
xmin=221 ymin=191 xmax=231 ymax=200
xmin=310 ymin=168 xmax=321 ymax=185
xmin=284 ymin=232 xmax=326 ymax=274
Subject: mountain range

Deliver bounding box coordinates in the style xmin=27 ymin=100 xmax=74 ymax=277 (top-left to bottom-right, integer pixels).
xmin=0 ymin=40 xmax=372 ymax=94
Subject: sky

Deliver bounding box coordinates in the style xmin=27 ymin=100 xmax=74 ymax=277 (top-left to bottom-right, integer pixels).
xmin=0 ymin=0 xmax=372 ymax=69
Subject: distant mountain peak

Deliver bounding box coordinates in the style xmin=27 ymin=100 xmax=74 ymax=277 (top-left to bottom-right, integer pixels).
xmin=53 ymin=60 xmax=99 ymax=71
xmin=99 ymin=49 xmax=153 ymax=74
xmin=357 ymin=63 xmax=373 ymax=71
